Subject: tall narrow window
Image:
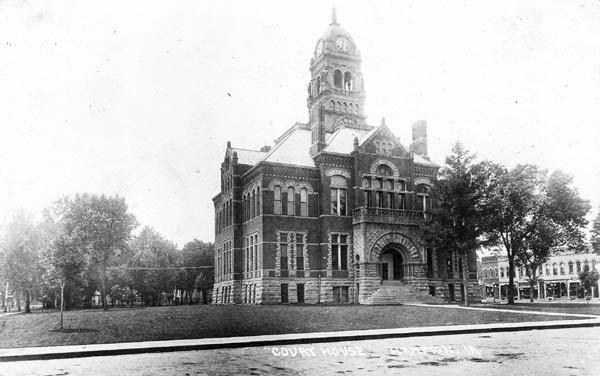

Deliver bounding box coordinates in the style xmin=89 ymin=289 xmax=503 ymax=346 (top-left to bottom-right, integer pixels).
xmin=300 ymin=188 xmax=308 ymax=216
xmin=251 ymin=190 xmax=255 ymax=218
xmin=287 ymin=187 xmax=295 ymax=216
xmin=280 ymin=233 xmax=288 ymax=270
xmin=344 ymin=71 xmax=353 ymax=90
xmin=296 ymin=234 xmax=304 ymax=271
xmin=334 ymin=69 xmax=343 ymax=88
xmin=256 ymin=187 xmax=260 ymax=216
xmin=274 ymin=185 xmax=281 ymax=214
xmin=330 ymin=175 xmax=347 ymax=215
xmin=254 ymin=234 xmax=258 ymax=271
xmin=331 ymin=234 xmax=348 ymax=271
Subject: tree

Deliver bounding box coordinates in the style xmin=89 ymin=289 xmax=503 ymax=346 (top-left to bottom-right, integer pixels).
xmin=516 ymin=218 xmax=556 ymax=302
xmin=56 ymin=194 xmax=137 ymax=310
xmin=589 ymin=211 xmax=600 ymax=254
xmin=483 ymin=167 xmax=591 ymax=304
xmin=129 ymin=227 xmax=178 ymax=306
xmin=41 ymin=210 xmax=87 ymax=329
xmin=1 ymin=211 xmax=43 ymax=313
xmin=425 ymin=143 xmax=496 ymax=306
xmin=579 ymin=269 xmax=599 ymax=301
xmin=177 ymin=240 xmax=214 ymax=304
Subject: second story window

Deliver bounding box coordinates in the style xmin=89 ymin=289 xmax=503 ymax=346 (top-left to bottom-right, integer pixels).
xmin=274 ymin=185 xmax=281 ymax=215
xmin=300 ymin=188 xmax=308 ymax=216
xmin=287 ymin=187 xmax=295 ymax=216
xmin=330 ymin=175 xmax=347 ymax=216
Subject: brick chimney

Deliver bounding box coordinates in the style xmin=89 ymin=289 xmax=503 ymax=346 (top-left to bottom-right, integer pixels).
xmin=409 ymin=120 xmax=428 ymax=157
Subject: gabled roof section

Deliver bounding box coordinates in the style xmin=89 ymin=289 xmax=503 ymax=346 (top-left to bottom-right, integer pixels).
xmin=230 ymin=148 xmax=267 ymax=166
xmin=359 ymin=123 xmax=409 ymax=154
xmin=262 ymin=123 xmax=315 ymax=167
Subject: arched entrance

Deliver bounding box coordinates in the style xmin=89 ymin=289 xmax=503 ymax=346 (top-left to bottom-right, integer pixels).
xmin=380 ymin=247 xmax=404 ymax=281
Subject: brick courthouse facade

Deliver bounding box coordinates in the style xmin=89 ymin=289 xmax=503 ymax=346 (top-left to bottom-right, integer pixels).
xmin=213 ymin=12 xmax=478 ymax=304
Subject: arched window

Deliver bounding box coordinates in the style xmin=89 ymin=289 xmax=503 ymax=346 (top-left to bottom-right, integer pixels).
xmin=569 ymin=261 xmax=574 ymax=274
xmin=560 ymin=263 xmax=565 ymax=275
xmin=343 ymin=102 xmax=348 ymax=113
xmin=251 ymin=190 xmax=256 ymax=218
xmin=330 ymin=100 xmax=335 ymax=110
xmin=377 ymin=164 xmax=393 ymax=176
xmin=375 ymin=141 xmax=381 ymax=154
xmin=287 ymin=187 xmax=295 ymax=216
xmin=300 ymin=188 xmax=308 ymax=216
xmin=500 ymin=267 xmax=504 ymax=278
xmin=334 ymin=69 xmax=343 ymax=88
xmin=576 ymin=260 xmax=581 ymax=272
xmin=330 ymin=175 xmax=347 ymax=216
xmin=344 ymin=71 xmax=353 ymax=90
xmin=316 ymin=76 xmax=321 ymax=94
xmin=495 ymin=268 xmax=498 ymax=278
xmin=484 ymin=269 xmax=488 ymax=279
xmin=552 ymin=263 xmax=558 ymax=275
xmin=416 ymin=184 xmax=431 ymax=213
xmin=256 ymin=187 xmax=260 ymax=216
xmin=545 ymin=264 xmax=550 ymax=275
xmin=335 ymin=101 xmax=341 ymax=112
xmin=274 ymin=185 xmax=281 ymax=215
xmin=584 ymin=260 xmax=590 ymax=271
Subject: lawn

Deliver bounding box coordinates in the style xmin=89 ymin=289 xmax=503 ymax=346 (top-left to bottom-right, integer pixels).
xmin=0 ymin=304 xmax=587 ymax=349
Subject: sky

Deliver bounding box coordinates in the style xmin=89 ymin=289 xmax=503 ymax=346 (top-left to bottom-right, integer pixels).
xmin=1 ymin=0 xmax=599 ymax=247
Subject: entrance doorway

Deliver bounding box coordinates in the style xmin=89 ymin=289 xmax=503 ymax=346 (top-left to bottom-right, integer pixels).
xmin=380 ymin=248 xmax=404 ymax=280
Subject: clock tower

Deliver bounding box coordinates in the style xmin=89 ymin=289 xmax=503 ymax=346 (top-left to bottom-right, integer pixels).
xmin=308 ymin=8 xmax=368 ymax=156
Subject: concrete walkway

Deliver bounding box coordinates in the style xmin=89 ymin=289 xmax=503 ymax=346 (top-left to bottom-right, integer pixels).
xmin=1 ymin=304 xmax=599 ymax=362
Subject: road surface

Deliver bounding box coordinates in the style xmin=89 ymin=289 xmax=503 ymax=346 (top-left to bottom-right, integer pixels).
xmin=4 ymin=326 xmax=600 ymax=375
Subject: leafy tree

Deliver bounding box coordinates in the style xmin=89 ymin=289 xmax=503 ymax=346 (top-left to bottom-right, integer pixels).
xmin=1 ymin=212 xmax=43 ymax=313
xmin=56 ymin=194 xmax=137 ymax=310
xmin=425 ymin=143 xmax=498 ymax=306
xmin=483 ymin=167 xmax=590 ymax=304
xmin=177 ymin=240 xmax=214 ymax=304
xmin=590 ymin=211 xmax=600 ymax=254
xmin=128 ymin=227 xmax=178 ymax=306
xmin=41 ymin=209 xmax=87 ymax=328
xmin=579 ymin=269 xmax=599 ymax=301
xmin=516 ymin=218 xmax=556 ymax=302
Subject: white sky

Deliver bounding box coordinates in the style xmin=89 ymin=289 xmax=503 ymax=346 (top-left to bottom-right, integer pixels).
xmin=1 ymin=0 xmax=599 ymax=247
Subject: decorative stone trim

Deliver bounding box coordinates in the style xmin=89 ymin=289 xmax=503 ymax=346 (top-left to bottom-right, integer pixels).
xmin=369 ymin=159 xmax=399 ymax=177
xmin=414 ymin=177 xmax=431 ymax=186
xmin=325 ymin=168 xmax=351 ymax=178
xmin=369 ymin=232 xmax=421 ymax=263
xmin=267 ymin=179 xmax=315 ymax=193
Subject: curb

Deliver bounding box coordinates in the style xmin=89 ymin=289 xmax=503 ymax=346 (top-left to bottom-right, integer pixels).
xmin=1 ymin=317 xmax=599 ymax=362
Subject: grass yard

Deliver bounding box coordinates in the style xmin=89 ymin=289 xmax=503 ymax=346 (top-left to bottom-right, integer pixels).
xmin=0 ymin=304 xmax=588 ymax=349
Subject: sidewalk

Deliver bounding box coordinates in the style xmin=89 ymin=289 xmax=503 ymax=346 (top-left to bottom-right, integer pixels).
xmin=1 ymin=304 xmax=599 ymax=362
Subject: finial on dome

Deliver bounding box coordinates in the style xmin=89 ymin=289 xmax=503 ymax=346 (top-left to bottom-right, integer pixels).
xmin=381 ymin=117 xmax=386 ymax=126
xmin=330 ymin=5 xmax=338 ymax=25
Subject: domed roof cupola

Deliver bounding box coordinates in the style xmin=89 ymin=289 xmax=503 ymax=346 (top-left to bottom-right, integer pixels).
xmin=314 ymin=7 xmax=358 ymax=58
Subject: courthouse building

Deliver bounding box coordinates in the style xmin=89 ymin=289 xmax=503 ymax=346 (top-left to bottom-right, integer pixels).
xmin=213 ymin=11 xmax=478 ymax=304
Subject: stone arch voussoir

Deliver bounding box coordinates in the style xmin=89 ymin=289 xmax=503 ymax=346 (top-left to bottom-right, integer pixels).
xmin=369 ymin=232 xmax=421 ymax=264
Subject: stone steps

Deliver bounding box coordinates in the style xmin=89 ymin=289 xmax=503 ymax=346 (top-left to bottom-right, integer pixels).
xmin=364 ymin=281 xmax=446 ymax=305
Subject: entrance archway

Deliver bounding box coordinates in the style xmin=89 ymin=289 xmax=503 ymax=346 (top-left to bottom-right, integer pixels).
xmin=380 ymin=248 xmax=404 ymax=280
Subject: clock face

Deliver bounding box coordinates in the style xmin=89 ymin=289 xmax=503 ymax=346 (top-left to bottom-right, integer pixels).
xmin=335 ymin=37 xmax=350 ymax=51
xmin=316 ymin=40 xmax=324 ymax=56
